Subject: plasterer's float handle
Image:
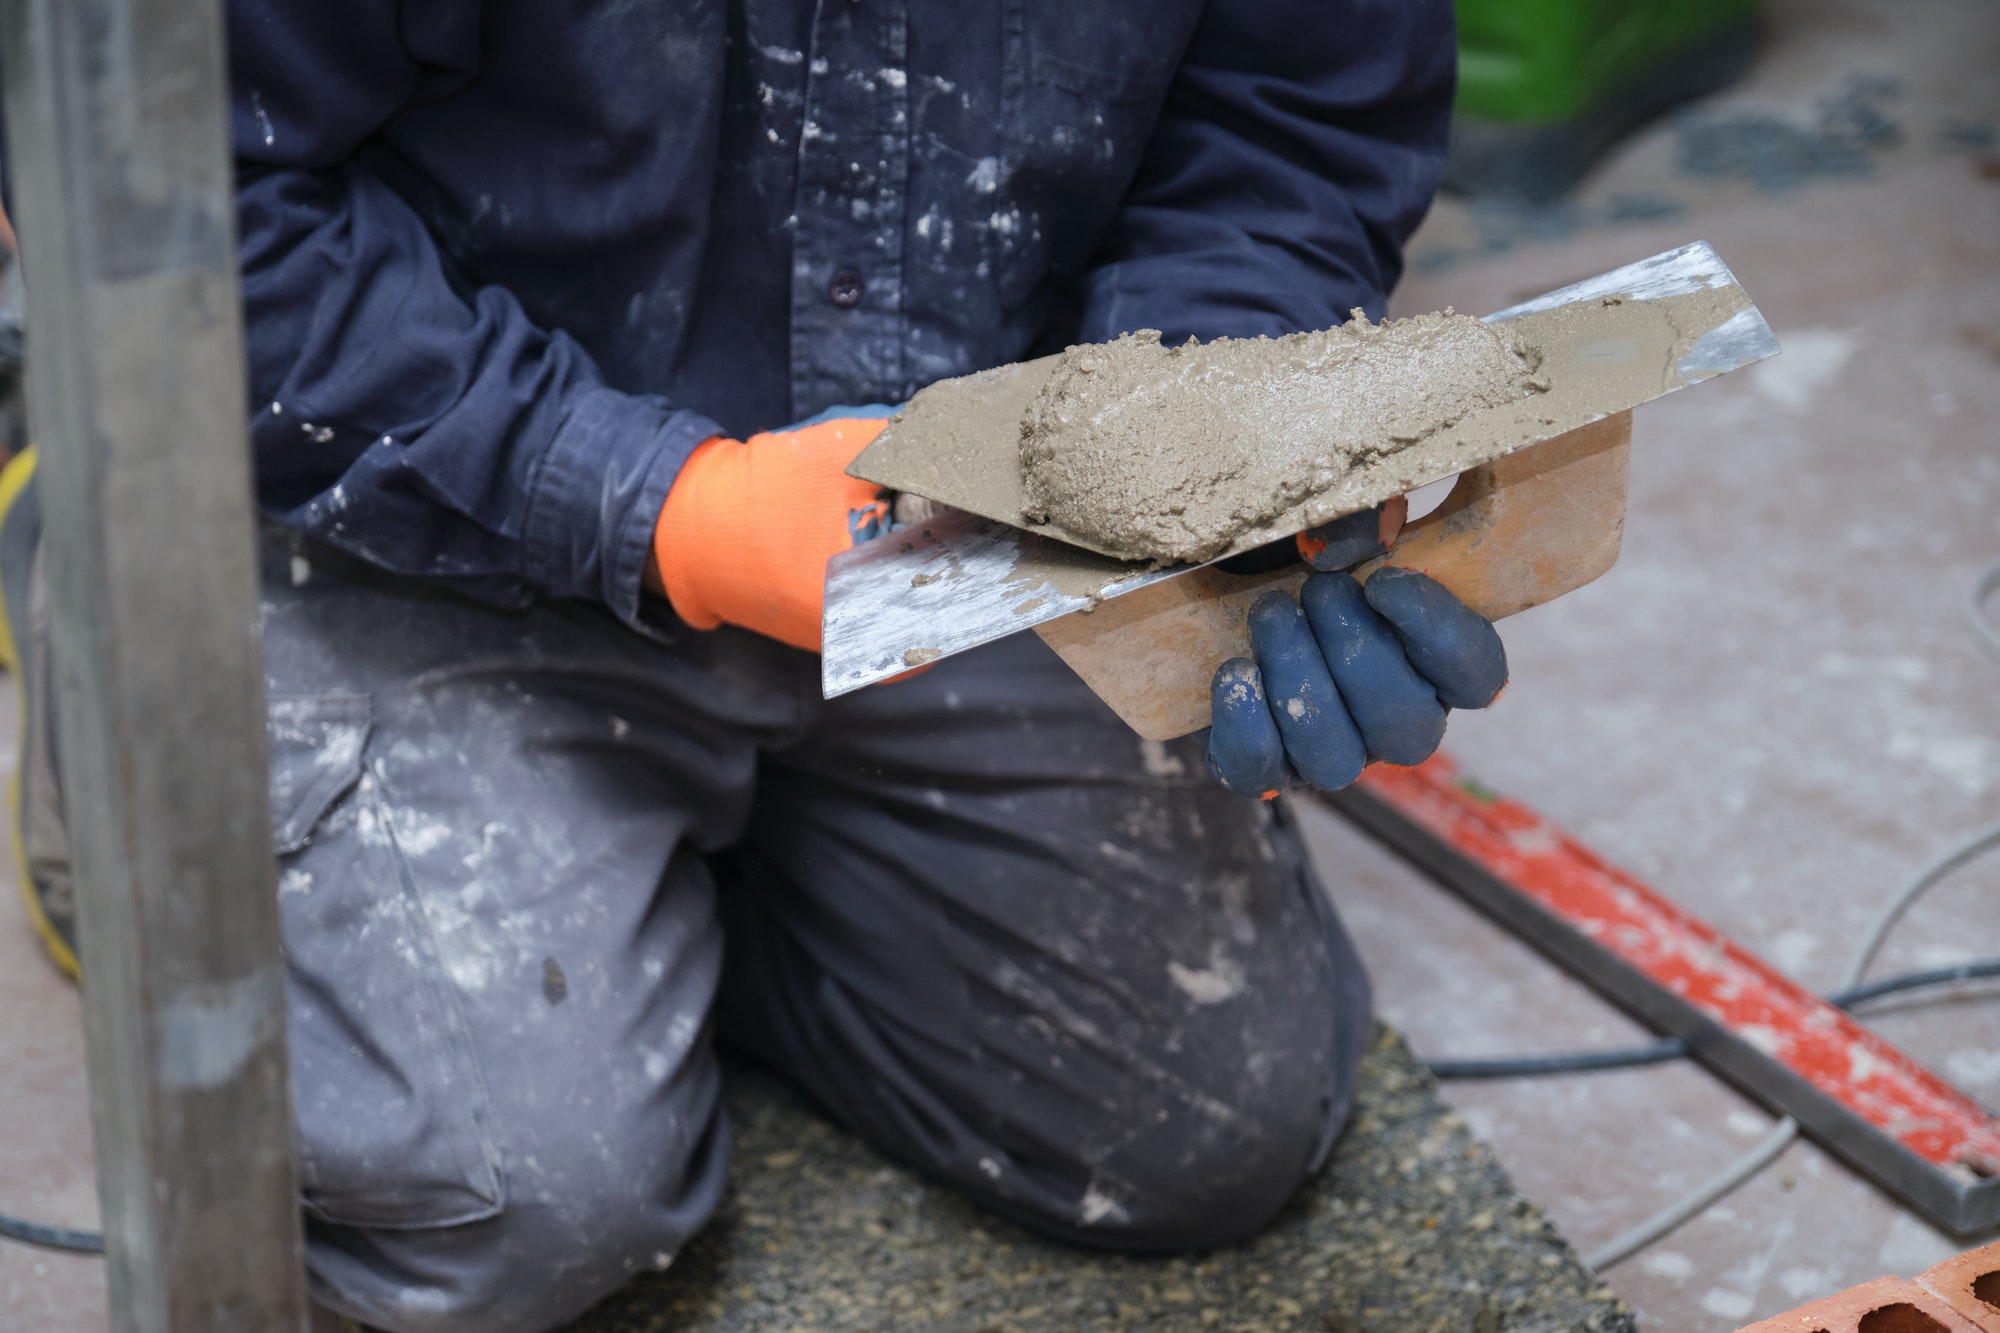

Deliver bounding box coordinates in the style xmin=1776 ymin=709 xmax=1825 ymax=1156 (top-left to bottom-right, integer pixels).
xmin=1032 ymin=410 xmax=1633 ymax=742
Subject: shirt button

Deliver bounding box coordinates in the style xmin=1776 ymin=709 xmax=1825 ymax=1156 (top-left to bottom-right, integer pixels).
xmin=828 ymin=271 xmax=865 ymax=308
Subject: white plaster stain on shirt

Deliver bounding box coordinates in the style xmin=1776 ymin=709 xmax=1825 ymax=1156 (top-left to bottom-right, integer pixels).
xmin=1079 ymin=1182 xmax=1127 ymax=1226
xmin=1137 ymin=737 xmax=1185 ymax=778
xmin=1168 ymin=944 xmax=1245 ymax=1006
xmin=461 ymin=821 xmax=504 ymax=872
xmin=1096 ymin=839 xmax=1147 ymax=873
xmin=966 ymin=157 xmax=1001 ymax=193
xmin=436 ymin=930 xmax=497 ymax=994
xmin=392 ymin=809 xmax=456 ymax=857
xmin=669 ymin=1013 xmax=699 ymax=1049
xmin=249 ymin=89 xmax=276 ymax=147
xmin=353 ymin=804 xmax=394 ymax=850
xmin=1215 ymin=871 xmax=1257 ymax=945
xmin=916 ymin=206 xmax=956 ymax=252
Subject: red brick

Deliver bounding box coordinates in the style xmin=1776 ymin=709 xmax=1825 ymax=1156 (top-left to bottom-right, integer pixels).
xmin=1733 ymin=1276 xmax=1985 ymax=1333
xmin=1917 ymin=1241 xmax=2000 ymax=1333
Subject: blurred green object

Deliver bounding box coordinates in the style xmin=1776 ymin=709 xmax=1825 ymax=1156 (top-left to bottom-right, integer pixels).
xmin=1446 ymin=0 xmax=1764 ymax=200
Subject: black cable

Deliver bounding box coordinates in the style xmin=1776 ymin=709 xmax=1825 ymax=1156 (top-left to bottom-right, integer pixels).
xmin=1838 ymin=958 xmax=2000 ymax=1006
xmin=1427 ymin=1037 xmax=1687 ymax=1080
xmin=1425 ymin=956 xmax=2000 ymax=1081
xmin=0 ymin=1210 xmax=103 ymax=1254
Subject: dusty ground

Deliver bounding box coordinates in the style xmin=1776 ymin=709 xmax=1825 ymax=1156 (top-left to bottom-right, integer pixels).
xmin=0 ymin=0 xmax=1995 ymax=1328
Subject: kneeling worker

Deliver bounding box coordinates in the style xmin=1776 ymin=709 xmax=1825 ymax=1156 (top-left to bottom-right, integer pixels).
xmin=0 ymin=0 xmax=1506 ymax=1328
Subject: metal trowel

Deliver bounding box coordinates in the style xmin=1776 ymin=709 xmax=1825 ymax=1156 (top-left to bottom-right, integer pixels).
xmin=821 ymin=240 xmax=1778 ymax=738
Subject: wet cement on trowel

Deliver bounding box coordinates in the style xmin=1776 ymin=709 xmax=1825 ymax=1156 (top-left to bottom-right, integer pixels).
xmin=562 ymin=1028 xmax=1633 ymax=1333
xmin=1023 ymin=312 xmax=1541 ymax=564
xmin=852 ymin=286 xmax=1749 ymax=568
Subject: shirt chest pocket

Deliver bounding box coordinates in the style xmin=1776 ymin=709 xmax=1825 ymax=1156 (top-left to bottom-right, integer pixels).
xmin=990 ymin=0 xmax=1202 ymax=308
xmin=1020 ymin=1 xmax=1197 ymax=98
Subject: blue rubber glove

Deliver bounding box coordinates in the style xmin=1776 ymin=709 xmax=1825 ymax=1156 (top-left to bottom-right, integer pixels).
xmin=782 ymin=402 xmax=902 ymax=431
xmin=1205 ymin=564 xmax=1508 ymax=797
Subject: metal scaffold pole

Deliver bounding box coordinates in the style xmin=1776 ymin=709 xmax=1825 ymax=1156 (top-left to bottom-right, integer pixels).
xmin=0 ymin=0 xmax=308 ymax=1326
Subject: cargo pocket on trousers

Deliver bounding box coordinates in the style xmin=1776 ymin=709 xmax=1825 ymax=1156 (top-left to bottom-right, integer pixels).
xmin=268 ymin=695 xmax=506 ymax=1231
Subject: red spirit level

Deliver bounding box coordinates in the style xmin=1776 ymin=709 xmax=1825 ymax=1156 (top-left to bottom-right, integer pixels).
xmin=1326 ymin=753 xmax=2000 ymax=1235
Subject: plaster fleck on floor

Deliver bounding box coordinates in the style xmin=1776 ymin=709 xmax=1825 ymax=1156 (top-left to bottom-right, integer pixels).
xmin=0 ymin=0 xmax=1996 ymax=1329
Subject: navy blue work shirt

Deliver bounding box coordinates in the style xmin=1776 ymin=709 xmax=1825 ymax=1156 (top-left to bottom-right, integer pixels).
xmin=231 ymin=0 xmax=1455 ymax=625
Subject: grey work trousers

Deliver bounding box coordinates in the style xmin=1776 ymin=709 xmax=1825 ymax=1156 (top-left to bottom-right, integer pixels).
xmin=239 ymin=533 xmax=1373 ymax=1332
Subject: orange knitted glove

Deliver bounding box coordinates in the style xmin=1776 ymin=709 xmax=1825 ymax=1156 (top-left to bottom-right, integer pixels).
xmin=653 ymin=416 xmax=894 ymax=652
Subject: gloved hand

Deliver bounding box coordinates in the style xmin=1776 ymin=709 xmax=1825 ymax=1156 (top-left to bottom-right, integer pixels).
xmin=1205 ymin=510 xmax=1507 ymax=797
xmin=652 ymin=405 xmax=898 ymax=652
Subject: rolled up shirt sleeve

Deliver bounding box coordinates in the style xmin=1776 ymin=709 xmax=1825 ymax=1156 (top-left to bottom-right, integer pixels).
xmin=232 ymin=1 xmax=719 ymax=623
xmin=1074 ymin=0 xmax=1456 ymax=344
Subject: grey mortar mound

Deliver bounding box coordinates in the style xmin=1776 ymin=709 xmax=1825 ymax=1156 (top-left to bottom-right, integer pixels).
xmin=1019 ymin=311 xmax=1546 ymax=565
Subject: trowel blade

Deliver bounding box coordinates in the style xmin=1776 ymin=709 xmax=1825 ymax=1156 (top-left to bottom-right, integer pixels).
xmin=822 ymin=512 xmax=1179 ymax=696
xmin=823 ymin=239 xmax=1779 ymax=699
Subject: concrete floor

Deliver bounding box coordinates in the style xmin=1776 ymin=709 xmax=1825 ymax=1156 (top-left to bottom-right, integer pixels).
xmin=0 ymin=0 xmax=1995 ymax=1329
